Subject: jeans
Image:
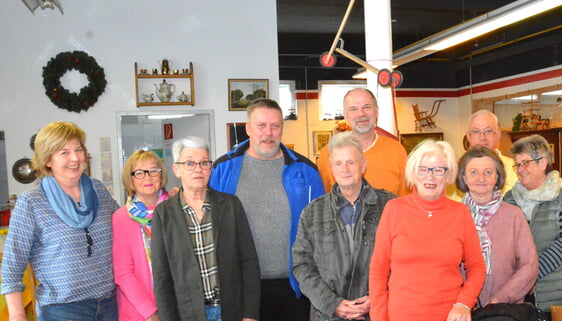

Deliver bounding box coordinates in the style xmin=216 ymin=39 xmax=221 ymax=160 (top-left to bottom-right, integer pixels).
xmin=205 ymin=306 xmax=222 ymax=321
xmin=38 ymin=294 xmax=118 ymax=321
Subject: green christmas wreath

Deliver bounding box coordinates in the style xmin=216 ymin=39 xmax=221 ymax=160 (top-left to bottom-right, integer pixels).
xmin=42 ymin=51 xmax=107 ymax=113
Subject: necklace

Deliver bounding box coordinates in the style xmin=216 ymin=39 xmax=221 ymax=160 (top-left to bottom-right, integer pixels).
xmin=414 ymin=201 xmax=434 ymax=218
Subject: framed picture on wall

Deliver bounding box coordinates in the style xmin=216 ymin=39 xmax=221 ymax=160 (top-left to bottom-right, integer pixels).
xmin=228 ymin=79 xmax=269 ymax=111
xmin=226 ymin=122 xmax=249 ymax=151
xmin=400 ymin=132 xmax=444 ymax=154
xmin=313 ymin=131 xmax=332 ymax=156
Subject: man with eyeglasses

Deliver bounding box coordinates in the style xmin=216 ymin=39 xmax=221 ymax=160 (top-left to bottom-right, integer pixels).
xmin=209 ymin=98 xmax=325 ymax=321
xmin=448 ymin=110 xmax=517 ymax=200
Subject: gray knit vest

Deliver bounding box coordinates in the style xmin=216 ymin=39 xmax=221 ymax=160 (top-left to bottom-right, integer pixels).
xmin=505 ymin=191 xmax=562 ymax=311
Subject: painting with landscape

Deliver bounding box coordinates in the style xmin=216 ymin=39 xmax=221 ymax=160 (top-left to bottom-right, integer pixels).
xmin=228 ymin=79 xmax=269 ymax=111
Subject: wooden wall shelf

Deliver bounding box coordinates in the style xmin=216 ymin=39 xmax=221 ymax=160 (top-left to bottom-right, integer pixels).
xmin=134 ymin=62 xmax=195 ymax=107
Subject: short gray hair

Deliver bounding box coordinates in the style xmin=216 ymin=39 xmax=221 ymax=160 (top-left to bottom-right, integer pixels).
xmin=510 ymin=134 xmax=553 ymax=174
xmin=468 ymin=109 xmax=499 ymax=128
xmin=329 ymin=132 xmax=363 ymax=158
xmin=343 ymin=88 xmax=378 ymax=107
xmin=172 ymin=136 xmax=209 ymax=162
xmin=405 ymin=139 xmax=457 ymax=188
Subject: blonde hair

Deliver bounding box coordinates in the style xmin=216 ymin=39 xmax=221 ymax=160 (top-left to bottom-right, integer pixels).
xmin=31 ymin=121 xmax=87 ymax=178
xmin=404 ymin=139 xmax=457 ymax=188
xmin=122 ymin=150 xmax=168 ymax=197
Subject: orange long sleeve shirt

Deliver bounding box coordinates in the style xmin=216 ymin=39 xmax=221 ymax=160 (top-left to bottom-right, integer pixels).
xmin=369 ymin=192 xmax=486 ymax=321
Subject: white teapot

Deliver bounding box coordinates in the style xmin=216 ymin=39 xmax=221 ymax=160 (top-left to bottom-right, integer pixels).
xmin=154 ymin=80 xmax=176 ymax=103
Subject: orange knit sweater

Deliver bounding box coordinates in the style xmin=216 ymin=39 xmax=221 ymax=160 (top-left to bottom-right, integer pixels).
xmin=369 ymin=192 xmax=486 ymax=321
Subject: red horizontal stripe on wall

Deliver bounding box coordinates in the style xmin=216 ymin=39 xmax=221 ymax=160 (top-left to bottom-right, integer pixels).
xmin=296 ymin=92 xmax=319 ymax=100
xmin=457 ymin=68 xmax=562 ymax=96
xmin=396 ymin=68 xmax=562 ymax=98
xmin=294 ymin=67 xmax=561 ymax=100
xmin=395 ymin=90 xmax=458 ymax=97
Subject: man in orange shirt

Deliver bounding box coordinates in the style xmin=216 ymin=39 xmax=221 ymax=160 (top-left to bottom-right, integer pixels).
xmin=317 ymin=88 xmax=409 ymax=196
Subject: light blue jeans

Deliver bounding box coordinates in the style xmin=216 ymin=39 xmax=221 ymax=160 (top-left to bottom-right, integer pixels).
xmin=205 ymin=306 xmax=222 ymax=321
xmin=38 ymin=294 xmax=118 ymax=321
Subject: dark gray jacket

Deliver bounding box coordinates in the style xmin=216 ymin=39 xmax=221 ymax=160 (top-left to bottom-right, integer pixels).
xmin=151 ymin=188 xmax=261 ymax=321
xmin=293 ymin=181 xmax=396 ymax=321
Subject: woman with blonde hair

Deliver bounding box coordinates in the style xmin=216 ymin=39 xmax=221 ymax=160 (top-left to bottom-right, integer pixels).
xmin=1 ymin=121 xmax=119 ymax=321
xmin=369 ymin=139 xmax=485 ymax=321
xmin=113 ymin=150 xmax=169 ymax=321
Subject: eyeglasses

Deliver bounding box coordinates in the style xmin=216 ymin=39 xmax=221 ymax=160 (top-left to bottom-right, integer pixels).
xmin=85 ymin=228 xmax=93 ymax=257
xmin=468 ymin=128 xmax=496 ymax=137
xmin=512 ymin=157 xmax=543 ymax=170
xmin=417 ymin=166 xmax=448 ymax=176
xmin=175 ymin=160 xmax=213 ymax=170
xmin=131 ymin=168 xmax=162 ymax=179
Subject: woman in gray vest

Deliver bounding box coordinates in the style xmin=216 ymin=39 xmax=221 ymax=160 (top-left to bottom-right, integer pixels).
xmin=504 ymin=134 xmax=562 ymax=313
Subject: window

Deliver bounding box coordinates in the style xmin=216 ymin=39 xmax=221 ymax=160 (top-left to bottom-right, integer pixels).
xmin=319 ymin=81 xmax=366 ymax=120
xmin=279 ymin=80 xmax=297 ymax=120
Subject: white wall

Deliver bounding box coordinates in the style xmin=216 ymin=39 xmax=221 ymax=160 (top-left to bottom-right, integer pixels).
xmin=0 ymin=0 xmax=279 ymax=201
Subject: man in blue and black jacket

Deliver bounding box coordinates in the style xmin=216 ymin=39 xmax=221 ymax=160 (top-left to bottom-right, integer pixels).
xmin=210 ymin=98 xmax=324 ymax=321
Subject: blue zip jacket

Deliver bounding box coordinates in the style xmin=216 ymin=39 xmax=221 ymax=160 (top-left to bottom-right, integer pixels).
xmin=209 ymin=139 xmax=325 ymax=297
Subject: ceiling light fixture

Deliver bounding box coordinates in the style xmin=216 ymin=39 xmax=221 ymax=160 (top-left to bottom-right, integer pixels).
xmin=393 ymin=0 xmax=561 ymax=67
xmin=147 ymin=114 xmax=194 ymax=120
xmin=21 ymin=0 xmax=64 ymax=14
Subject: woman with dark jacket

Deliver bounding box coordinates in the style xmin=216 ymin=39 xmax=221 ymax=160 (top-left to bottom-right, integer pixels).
xmin=151 ymin=136 xmax=260 ymax=321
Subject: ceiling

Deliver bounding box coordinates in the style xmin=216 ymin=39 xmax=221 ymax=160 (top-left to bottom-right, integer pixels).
xmin=276 ymin=0 xmax=562 ymax=89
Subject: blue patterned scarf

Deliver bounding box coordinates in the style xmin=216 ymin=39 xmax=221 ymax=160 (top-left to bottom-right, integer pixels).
xmin=41 ymin=173 xmax=99 ymax=229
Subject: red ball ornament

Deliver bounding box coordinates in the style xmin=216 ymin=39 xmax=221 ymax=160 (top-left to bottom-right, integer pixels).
xmin=74 ymin=58 xmax=80 ymax=64
xmin=83 ymin=101 xmax=90 ymax=107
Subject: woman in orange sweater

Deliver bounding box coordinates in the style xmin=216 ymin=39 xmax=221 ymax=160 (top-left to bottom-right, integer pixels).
xmin=369 ymin=140 xmax=486 ymax=321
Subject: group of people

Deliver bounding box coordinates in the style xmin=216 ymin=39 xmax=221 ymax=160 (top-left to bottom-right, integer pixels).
xmin=0 ymin=87 xmax=560 ymax=321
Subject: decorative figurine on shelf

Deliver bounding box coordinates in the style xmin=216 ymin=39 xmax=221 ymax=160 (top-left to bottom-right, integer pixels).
xmin=285 ymin=109 xmax=297 ymax=120
xmin=142 ymin=93 xmax=154 ymax=103
xmin=334 ymin=119 xmax=352 ymax=132
xmin=154 ymin=79 xmax=176 ymax=103
xmin=177 ymin=91 xmax=189 ymax=102
xmin=161 ymin=58 xmax=171 ymax=75
xmin=512 ymin=113 xmax=522 ymax=132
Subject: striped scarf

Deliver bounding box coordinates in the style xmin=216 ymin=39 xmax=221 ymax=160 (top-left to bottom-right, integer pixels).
xmin=463 ymin=189 xmax=502 ymax=275
xmin=127 ymin=190 xmax=168 ymax=272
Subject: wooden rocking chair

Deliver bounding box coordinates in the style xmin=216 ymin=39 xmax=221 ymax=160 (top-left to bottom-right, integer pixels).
xmin=412 ymin=99 xmax=445 ymax=132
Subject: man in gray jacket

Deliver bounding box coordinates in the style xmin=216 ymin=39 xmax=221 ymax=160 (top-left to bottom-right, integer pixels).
xmin=293 ymin=131 xmax=396 ymax=321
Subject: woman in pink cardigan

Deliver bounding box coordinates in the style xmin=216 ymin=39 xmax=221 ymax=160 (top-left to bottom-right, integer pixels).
xmin=113 ymin=150 xmax=169 ymax=321
xmin=457 ymin=146 xmax=538 ymax=306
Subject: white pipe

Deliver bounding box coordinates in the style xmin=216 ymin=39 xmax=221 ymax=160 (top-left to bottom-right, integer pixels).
xmin=364 ymin=0 xmax=397 ymax=136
